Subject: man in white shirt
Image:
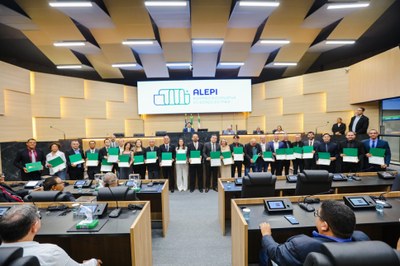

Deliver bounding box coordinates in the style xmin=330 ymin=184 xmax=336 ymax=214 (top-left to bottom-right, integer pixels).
xmin=0 ymin=205 xmax=101 ymax=266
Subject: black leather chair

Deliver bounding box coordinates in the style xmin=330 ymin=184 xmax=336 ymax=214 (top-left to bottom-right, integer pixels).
xmin=295 ymin=170 xmax=333 ymax=196
xmin=241 ymin=172 xmax=276 ymax=198
xmin=391 ymin=174 xmax=400 ymax=191
xmin=97 ymin=186 xmax=138 ymax=201
xmin=0 ymin=247 xmax=40 ymax=266
xmin=304 ymin=241 xmax=400 ymax=266
xmin=24 ymin=191 xmax=71 ymax=202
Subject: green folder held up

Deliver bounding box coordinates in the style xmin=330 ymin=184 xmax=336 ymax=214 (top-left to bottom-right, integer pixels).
xmin=317 ymin=152 xmax=331 ymax=166
xmin=275 ymin=149 xmax=286 ymax=160
xmin=25 ymin=162 xmax=43 ymax=173
xmin=293 ymin=146 xmax=303 ymax=159
xmin=107 ymin=148 xmax=119 ymax=163
xmin=100 ymin=159 xmax=113 ymax=172
xmin=210 ymin=151 xmax=221 ymax=167
xmin=369 ymin=148 xmax=385 ymax=165
xmin=133 ymin=155 xmax=144 ymax=165
xmin=118 ymin=154 xmax=131 ymax=167
xmin=302 ymin=146 xmax=314 ymax=159
xmin=190 ymin=150 xmax=201 ymax=164
xmin=48 ymin=156 xmax=64 ymax=167
xmin=233 ymin=147 xmax=244 ymax=161
xmin=369 ymin=148 xmax=385 ymax=157
xmin=145 ymin=151 xmax=157 ymax=164
xmin=233 ymin=147 xmax=243 ymax=154
xmin=222 ymin=151 xmax=233 ymax=165
xmin=285 ymin=148 xmax=295 ymax=160
xmin=263 ymin=151 xmax=274 ymax=162
xmin=69 ymin=153 xmax=84 ymax=165
xmin=176 ymin=153 xmax=187 ymax=164
xmin=252 ymin=154 xmax=259 ymax=162
xmin=343 ymin=148 xmax=358 ymax=163
xmin=86 ymin=153 xmax=99 ymax=167
xmin=161 ymin=152 xmax=173 ymax=167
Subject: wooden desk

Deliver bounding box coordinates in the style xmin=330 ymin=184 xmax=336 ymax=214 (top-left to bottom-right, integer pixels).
xmin=0 ymin=201 xmax=153 ymax=266
xmin=218 ymin=173 xmax=394 ymax=235
xmin=231 ymin=191 xmax=400 ymax=266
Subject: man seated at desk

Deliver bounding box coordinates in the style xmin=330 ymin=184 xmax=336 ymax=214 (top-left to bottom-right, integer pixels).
xmin=43 ymin=176 xmax=76 ymax=202
xmin=183 ymin=122 xmax=195 ymax=133
xmin=259 ymin=200 xmax=369 ymax=266
xmin=0 ymin=205 xmax=102 ymax=265
xmin=103 ymin=172 xmax=119 ymax=187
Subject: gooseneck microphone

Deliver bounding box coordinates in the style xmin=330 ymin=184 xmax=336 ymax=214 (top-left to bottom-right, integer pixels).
xmin=315 ymin=121 xmax=330 ymax=135
xmin=298 ymin=189 xmax=333 ymax=212
xmin=49 ymin=125 xmax=66 ymax=140
xmin=107 ymin=185 xmax=121 ymax=218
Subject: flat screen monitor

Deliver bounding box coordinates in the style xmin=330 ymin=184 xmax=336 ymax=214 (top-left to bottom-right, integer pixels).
xmin=349 ymin=197 xmax=369 ymax=206
xmin=267 ymin=200 xmax=286 ymax=210
xmin=0 ymin=207 xmax=10 ymax=216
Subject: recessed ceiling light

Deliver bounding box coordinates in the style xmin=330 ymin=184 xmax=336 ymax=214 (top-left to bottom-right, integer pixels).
xmin=144 ymin=1 xmax=187 ymax=7
xmin=219 ymin=62 xmax=245 ymax=66
xmin=53 ymin=41 xmax=86 ymax=47
xmin=239 ymin=1 xmax=280 ymax=7
xmin=325 ymin=40 xmax=356 ymax=45
xmin=166 ymin=62 xmax=192 ymax=67
xmin=192 ymin=40 xmax=224 ymax=45
xmin=49 ymin=2 xmax=93 ymax=7
xmin=273 ymin=62 xmax=297 ymax=66
xmin=122 ymin=40 xmax=154 ymax=45
xmin=56 ymin=65 xmax=83 ymax=69
xmin=260 ymin=40 xmax=290 ymax=44
xmin=327 ymin=2 xmax=369 ymax=9
xmin=112 ymin=63 xmax=137 ymax=68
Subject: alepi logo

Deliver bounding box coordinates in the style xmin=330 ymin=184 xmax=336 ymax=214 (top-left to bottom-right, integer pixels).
xmin=153 ymin=88 xmax=190 ymax=106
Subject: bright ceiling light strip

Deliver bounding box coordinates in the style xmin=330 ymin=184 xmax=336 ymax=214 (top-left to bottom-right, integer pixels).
xmin=260 ymin=39 xmax=290 ymax=44
xmin=122 ymin=40 xmax=154 ymax=45
xmin=53 ymin=41 xmax=86 ymax=47
xmin=219 ymin=62 xmax=245 ymax=66
xmin=49 ymin=2 xmax=93 ymax=7
xmin=112 ymin=63 xmax=137 ymax=68
xmin=192 ymin=40 xmax=224 ymax=45
xmin=325 ymin=40 xmax=356 ymax=45
xmin=144 ymin=1 xmax=187 ymax=6
xmin=56 ymin=65 xmax=83 ymax=69
xmin=327 ymin=2 xmax=370 ymax=9
xmin=239 ymin=1 xmax=280 ymax=7
xmin=166 ymin=63 xmax=191 ymax=67
xmin=273 ymin=62 xmax=297 ymax=66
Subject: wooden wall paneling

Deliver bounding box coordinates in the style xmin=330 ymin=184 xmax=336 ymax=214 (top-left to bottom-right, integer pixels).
xmin=280 ymin=114 xmax=303 ymax=133
xmin=247 ymin=116 xmax=265 ymax=133
xmin=85 ymin=80 xmax=124 ymax=102
xmin=265 ymin=76 xmax=303 ymax=99
xmin=86 ymin=119 xmax=124 ymax=138
xmin=283 ymin=93 xmax=326 ymax=115
xmin=0 ymin=89 xmax=4 ymax=115
xmin=124 ymin=86 xmax=141 ymax=119
xmin=0 ymin=61 xmax=30 ymax=94
xmin=125 ymin=119 xmax=144 ymax=136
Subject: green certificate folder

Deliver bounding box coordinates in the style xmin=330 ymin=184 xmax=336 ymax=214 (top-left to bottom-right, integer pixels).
xmin=302 ymin=146 xmax=314 ymax=159
xmin=161 ymin=152 xmax=173 ymax=167
xmin=86 ymin=153 xmax=99 ymax=167
xmin=370 ymin=148 xmax=385 ymax=157
xmin=133 ymin=155 xmax=144 ymax=165
xmin=118 ymin=154 xmax=131 ymax=167
xmin=222 ymin=151 xmax=232 ymax=159
xmin=275 ymin=149 xmax=286 ymax=160
xmin=233 ymin=147 xmax=244 ymax=161
xmin=25 ymin=162 xmax=43 ymax=172
xmin=108 ymin=148 xmax=119 ymax=155
xmin=176 ymin=153 xmax=187 ymax=165
xmin=343 ymin=148 xmax=358 ymax=163
xmin=100 ymin=159 xmax=113 ymax=172
xmin=145 ymin=151 xmax=157 ymax=164
xmin=210 ymin=151 xmax=221 ymax=167
xmin=69 ymin=153 xmax=84 ymax=165
xmin=107 ymin=148 xmax=119 ymax=163
xmin=285 ymin=148 xmax=295 ymax=160
xmin=263 ymin=151 xmax=274 ymax=162
xmin=252 ymin=154 xmax=259 ymax=162
xmin=233 ymin=147 xmax=243 ymax=154
xmin=293 ymin=146 xmax=303 ymax=159
xmin=190 ymin=150 xmax=201 ymax=164
xmin=48 ymin=156 xmax=64 ymax=167
xmin=317 ymin=152 xmax=331 ymax=166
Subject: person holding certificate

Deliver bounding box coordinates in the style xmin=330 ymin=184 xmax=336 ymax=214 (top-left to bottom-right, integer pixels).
xmin=13 ymin=138 xmax=45 ymax=181
xmin=132 ymin=139 xmax=146 ymax=179
xmin=268 ymin=134 xmax=285 ymax=175
xmin=85 ymin=140 xmax=100 ymax=180
xmin=292 ymin=134 xmax=304 ymax=174
xmin=175 ymin=138 xmax=188 ymax=192
xmin=65 ymin=140 xmax=86 ymax=180
xmin=119 ymin=142 xmax=133 ymax=179
xmin=281 ymin=135 xmax=293 ymax=175
xmin=158 ymin=135 xmax=176 ymax=192
xmin=187 ymin=134 xmax=204 ymax=193
xmin=229 ymin=135 xmax=244 ymax=177
xmin=220 ymin=139 xmax=232 ymax=178
xmin=315 ymin=133 xmax=338 ymax=173
xmin=258 ymin=135 xmax=271 ymax=173
xmin=338 ymin=131 xmax=365 ymax=173
xmin=203 ymin=134 xmax=220 ymax=192
xmin=145 ymin=139 xmax=160 ymax=179
xmin=244 ymin=138 xmax=262 ymax=175
xmin=45 ymin=143 xmax=67 ymax=180
xmin=302 ymin=131 xmax=321 ymax=170
xmin=362 ymin=129 xmax=391 ymax=171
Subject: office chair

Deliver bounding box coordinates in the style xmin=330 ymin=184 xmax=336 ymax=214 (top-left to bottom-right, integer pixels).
xmin=391 ymin=174 xmax=400 ymax=191
xmin=295 ymin=170 xmax=333 ymax=196
xmin=155 ymin=131 xmax=167 ymax=136
xmin=304 ymin=241 xmax=400 ymax=266
xmin=237 ymin=130 xmax=248 ymax=135
xmin=97 ymin=186 xmax=138 ymax=201
xmin=241 ymin=172 xmax=277 ymax=198
xmin=0 ymin=247 xmax=40 ymax=266
xmin=24 ymin=191 xmax=70 ymax=202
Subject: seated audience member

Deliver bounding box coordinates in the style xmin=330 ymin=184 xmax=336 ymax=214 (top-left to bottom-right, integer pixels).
xmin=253 ymin=127 xmax=264 ymax=135
xmin=259 ymin=200 xmax=369 ymax=266
xmin=332 ymin=117 xmax=346 ymax=135
xmin=183 ymin=122 xmax=195 ymax=133
xmin=362 ymin=129 xmax=391 ymax=171
xmin=0 ymin=205 xmax=102 ymax=265
xmin=222 ymin=126 xmax=235 ymax=135
xmin=272 ymin=125 xmax=285 ymax=134
xmin=103 ymin=172 xmax=118 ymax=187
xmin=0 ymin=173 xmax=26 ymax=202
xmin=42 ymin=176 xmax=76 ymax=201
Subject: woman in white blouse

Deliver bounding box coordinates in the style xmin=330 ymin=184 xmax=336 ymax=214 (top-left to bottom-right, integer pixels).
xmin=175 ymin=138 xmax=188 ymax=192
xmin=45 ymin=143 xmax=67 ymax=180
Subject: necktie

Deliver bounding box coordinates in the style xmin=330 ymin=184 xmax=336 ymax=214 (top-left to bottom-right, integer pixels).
xmin=30 ymin=150 xmax=36 ymax=163
xmin=372 ymin=140 xmax=376 ymax=148
xmin=0 ymin=186 xmax=23 ymax=202
xmin=195 ymin=142 xmax=198 ymax=150
xmin=309 ymin=140 xmax=312 ymax=146
xmin=212 ymin=143 xmax=215 ymax=152
xmin=151 ymin=147 xmax=154 ymax=151
xmin=325 ymin=144 xmax=328 ymax=152
xmin=166 ymin=144 xmax=169 ymax=151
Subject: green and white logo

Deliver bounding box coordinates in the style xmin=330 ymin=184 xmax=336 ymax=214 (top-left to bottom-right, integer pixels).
xmin=153 ymin=88 xmax=190 ymax=106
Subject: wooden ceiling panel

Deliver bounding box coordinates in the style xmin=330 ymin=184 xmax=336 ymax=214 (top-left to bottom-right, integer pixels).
xmin=90 ymin=28 xmax=123 ymax=44
xmin=99 ymin=44 xmax=136 ymax=64
xmin=162 ymin=43 xmax=192 ymax=62
xmin=86 ymin=54 xmax=123 ymax=79
xmin=37 ymin=45 xmax=81 ymax=65
xmin=220 ymin=43 xmax=252 ymax=62
xmin=159 ymin=28 xmax=191 ymax=43
xmin=224 ymin=28 xmax=257 ymax=42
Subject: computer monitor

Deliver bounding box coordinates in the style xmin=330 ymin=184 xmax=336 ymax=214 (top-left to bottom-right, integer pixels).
xmin=241 ymin=172 xmax=276 ymax=198
xmin=237 ymin=130 xmax=248 ymax=135
xmin=113 ymin=133 xmax=125 ymax=138
xmin=155 ymin=131 xmax=167 ymax=136
xmin=295 ymin=170 xmax=333 ymax=196
xmin=198 ymin=128 xmax=208 ymax=132
xmin=133 ymin=133 xmax=145 ymax=137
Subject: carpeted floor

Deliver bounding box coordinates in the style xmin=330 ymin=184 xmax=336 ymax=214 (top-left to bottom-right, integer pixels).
xmin=152 ymin=190 xmax=231 ymax=265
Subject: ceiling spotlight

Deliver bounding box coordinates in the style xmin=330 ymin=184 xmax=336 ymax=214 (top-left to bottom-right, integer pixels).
xmin=112 ymin=63 xmax=137 ymax=68
xmin=53 ymin=41 xmax=86 ymax=47
xmin=49 ymin=2 xmax=93 ymax=7
xmin=260 ymin=40 xmax=290 ymax=44
xmin=192 ymin=40 xmax=224 ymax=45
xmin=325 ymin=40 xmax=356 ymax=45
xmin=122 ymin=40 xmax=154 ymax=45
xmin=327 ymin=2 xmax=370 ymax=9
xmin=239 ymin=1 xmax=280 ymax=7
xmin=144 ymin=1 xmax=187 ymax=6
xmin=273 ymin=62 xmax=297 ymax=66
xmin=56 ymin=65 xmax=83 ymax=69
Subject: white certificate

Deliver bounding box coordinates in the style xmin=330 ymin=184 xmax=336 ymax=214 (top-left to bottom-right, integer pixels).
xmin=263 ymin=157 xmax=274 ymax=162
xmin=86 ymin=160 xmax=98 ymax=167
xmin=100 ymin=164 xmax=113 ymax=172
xmin=107 ymin=155 xmax=118 ymax=163
xmin=190 ymin=158 xmax=201 ymax=164
xmin=52 ymin=163 xmax=66 ymax=173
xmin=211 ymin=158 xmax=221 ymax=167
xmin=369 ymin=156 xmax=384 ymax=165
xmin=118 ymin=162 xmax=130 ymax=168
xmin=175 ymin=160 xmax=187 ymax=165
xmin=286 ymin=154 xmax=295 ymax=160
xmin=233 ymin=154 xmax=244 ymax=161
xmin=275 ymin=154 xmax=286 ymax=160
xmin=302 ymin=153 xmax=314 ymax=159
xmin=317 ymin=159 xmax=331 ymax=166
xmin=293 ymin=153 xmax=302 ymax=159
xmin=343 ymin=156 xmax=359 ymax=163
xmin=145 ymin=158 xmax=157 ymax=164
xmin=161 ymin=160 xmax=173 ymax=167
xmin=223 ymin=157 xmax=234 ymax=165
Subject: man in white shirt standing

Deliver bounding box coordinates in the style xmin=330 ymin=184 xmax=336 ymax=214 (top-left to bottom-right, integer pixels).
xmin=0 ymin=205 xmax=101 ymax=266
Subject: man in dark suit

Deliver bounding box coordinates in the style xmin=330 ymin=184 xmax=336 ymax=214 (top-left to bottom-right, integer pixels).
xmin=362 ymin=129 xmax=391 ymax=171
xmin=292 ymin=134 xmax=304 ymax=174
xmin=281 ymin=134 xmax=293 ymax=175
xmin=203 ymin=134 xmax=220 ymax=192
xmin=258 ymin=135 xmax=271 ymax=173
xmin=253 ymin=126 xmax=264 ymax=135
xmin=302 ymin=131 xmax=321 ymax=170
xmin=338 ymin=131 xmax=365 ymax=173
xmin=315 ymin=133 xmax=339 ymax=173
xmin=349 ymin=107 xmax=369 ymax=137
xmin=65 ymin=140 xmax=86 ymax=180
xmin=229 ymin=135 xmax=244 ymax=177
xmin=332 ymin=117 xmax=346 ymax=135
xmin=244 ymin=138 xmax=262 ymax=176
xmin=183 ymin=122 xmax=195 ymax=133
xmin=13 ymin=138 xmax=45 ymax=181
xmin=145 ymin=139 xmax=160 ymax=179
xmin=268 ymin=134 xmax=285 ymax=175
xmin=187 ymin=134 xmax=204 ymax=192
xmin=85 ymin=140 xmax=100 ymax=180
xmin=158 ymin=135 xmax=176 ymax=192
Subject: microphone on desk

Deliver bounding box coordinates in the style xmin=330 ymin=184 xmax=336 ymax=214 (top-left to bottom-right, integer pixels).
xmin=106 ymin=184 xmax=122 ymax=218
xmin=298 ymin=189 xmax=333 ymax=212
xmin=26 ymin=194 xmax=42 ymax=219
xmin=49 ymin=125 xmax=66 ymax=140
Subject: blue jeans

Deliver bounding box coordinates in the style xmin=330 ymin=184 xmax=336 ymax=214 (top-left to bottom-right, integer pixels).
xmin=245 ymin=164 xmax=259 ymax=176
xmin=54 ymin=169 xmax=67 ymax=180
